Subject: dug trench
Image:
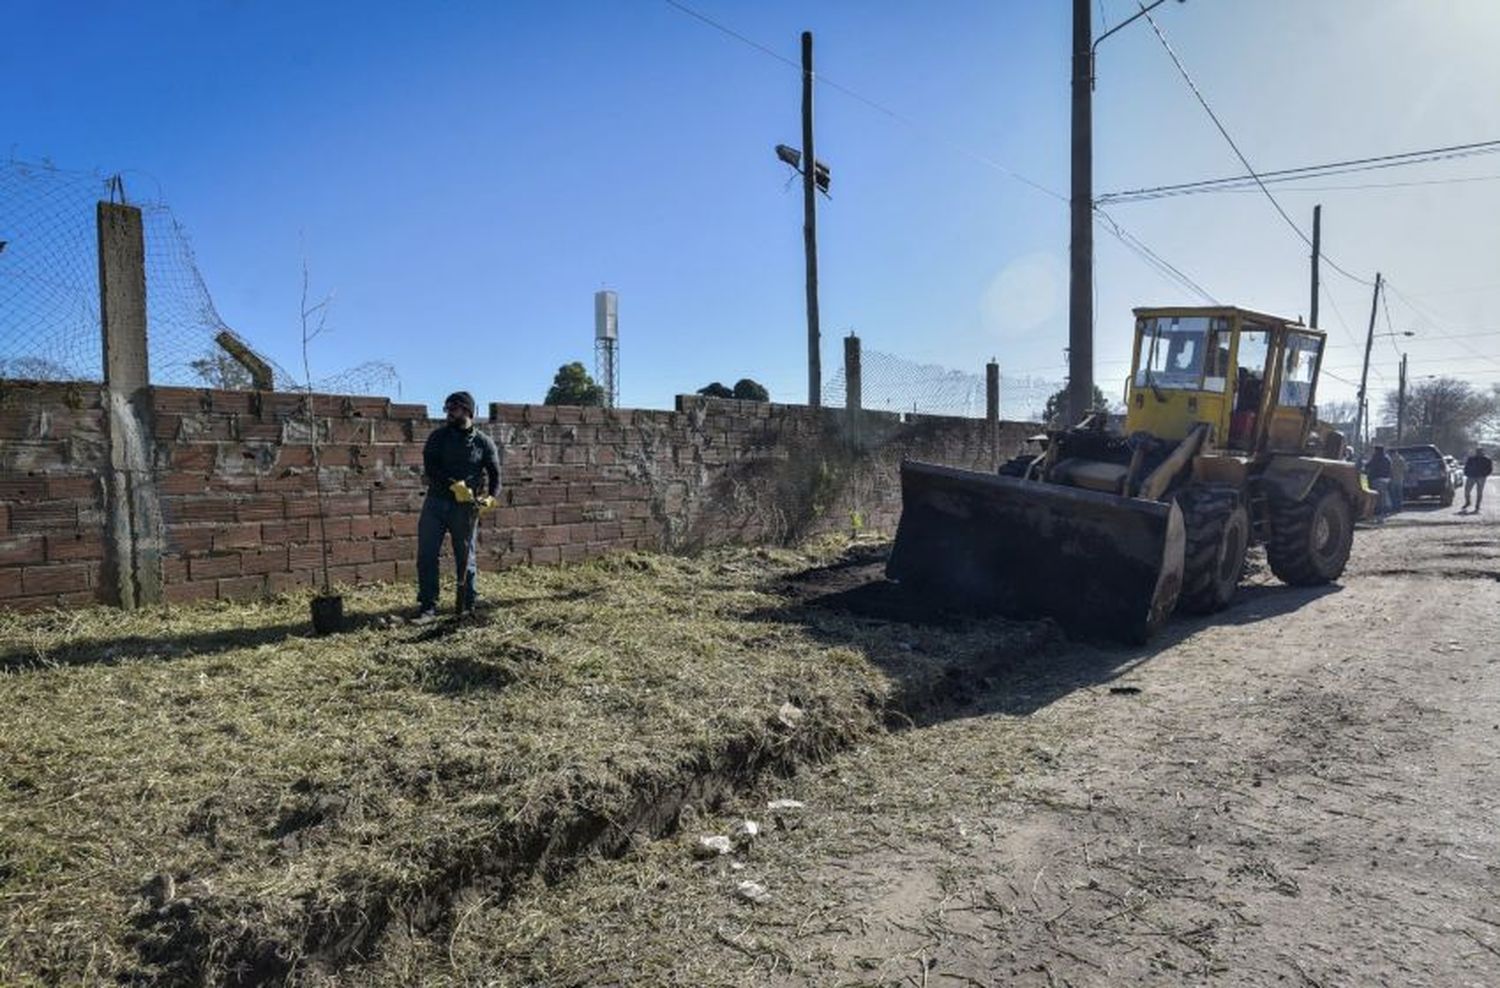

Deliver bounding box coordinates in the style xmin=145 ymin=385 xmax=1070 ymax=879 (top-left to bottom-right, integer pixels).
xmin=117 ymin=542 xmax=1066 ymax=987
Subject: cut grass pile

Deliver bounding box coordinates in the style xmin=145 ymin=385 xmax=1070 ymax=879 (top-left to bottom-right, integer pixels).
xmin=0 ymin=539 xmax=1050 ymax=986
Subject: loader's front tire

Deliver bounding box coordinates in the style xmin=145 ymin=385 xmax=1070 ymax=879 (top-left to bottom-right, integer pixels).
xmin=1266 ymin=481 xmax=1353 ymax=586
xmin=1177 ymin=485 xmax=1250 ymax=614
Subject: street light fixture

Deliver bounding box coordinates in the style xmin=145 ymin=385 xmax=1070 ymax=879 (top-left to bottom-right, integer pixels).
xmin=1090 ymin=0 xmax=1186 ymax=84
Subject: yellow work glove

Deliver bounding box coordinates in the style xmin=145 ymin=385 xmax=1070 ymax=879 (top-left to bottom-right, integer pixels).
xmin=449 ymin=480 xmax=474 ymax=504
xmin=477 ymin=494 xmax=497 ymax=514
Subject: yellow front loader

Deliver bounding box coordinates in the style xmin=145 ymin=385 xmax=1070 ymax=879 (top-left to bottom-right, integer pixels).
xmin=887 ymin=306 xmax=1374 ymax=642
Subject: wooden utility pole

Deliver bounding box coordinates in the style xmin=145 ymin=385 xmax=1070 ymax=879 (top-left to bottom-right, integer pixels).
xmin=1396 ymin=352 xmax=1408 ymax=443
xmin=802 ymin=31 xmax=821 ymax=408
xmin=1067 ymin=0 xmax=1093 ymax=425
xmin=1354 ymin=272 xmax=1383 ymax=450
xmin=1309 ymin=204 xmax=1321 ymax=328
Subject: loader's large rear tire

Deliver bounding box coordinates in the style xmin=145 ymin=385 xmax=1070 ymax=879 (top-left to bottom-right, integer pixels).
xmin=1266 ymin=480 xmax=1354 ymax=586
xmin=1176 ymin=485 xmax=1250 ymax=614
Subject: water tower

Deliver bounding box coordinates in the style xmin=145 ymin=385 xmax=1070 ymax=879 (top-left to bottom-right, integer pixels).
xmin=594 ymin=290 xmax=618 ymax=409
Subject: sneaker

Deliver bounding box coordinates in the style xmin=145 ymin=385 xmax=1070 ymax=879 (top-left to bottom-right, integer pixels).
xmin=410 ymin=607 xmax=439 ymax=625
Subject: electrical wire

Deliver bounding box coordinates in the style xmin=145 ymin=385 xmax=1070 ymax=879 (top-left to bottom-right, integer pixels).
xmin=1097 ymin=139 xmax=1500 ymax=204
xmin=1094 ymin=207 xmax=1218 ymax=304
xmin=662 ymin=0 xmax=1067 ymax=203
xmin=1137 ymin=5 xmax=1374 ymax=289
xmin=1115 ymin=171 xmax=1500 ymax=199
xmin=1384 ymin=281 xmax=1500 ymax=374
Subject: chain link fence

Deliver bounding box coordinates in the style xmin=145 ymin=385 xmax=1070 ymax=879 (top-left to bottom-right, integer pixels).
xmin=823 ymin=347 xmax=1058 ymax=421
xmin=0 ymin=158 xmax=397 ymax=394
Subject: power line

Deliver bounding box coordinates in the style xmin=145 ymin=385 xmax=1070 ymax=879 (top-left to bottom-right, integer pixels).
xmin=1137 ymin=6 xmax=1374 ymax=289
xmin=662 ymin=0 xmax=1066 ymax=203
xmin=1384 ymin=281 xmax=1500 ymax=374
xmin=1097 ymin=138 xmax=1500 ymax=204
xmin=1318 ymin=282 xmax=1371 ymax=364
xmin=1094 ymin=207 xmax=1218 ymax=304
xmin=1380 ymin=288 xmax=1405 ymax=362
xmin=1112 ymin=170 xmax=1500 ymax=199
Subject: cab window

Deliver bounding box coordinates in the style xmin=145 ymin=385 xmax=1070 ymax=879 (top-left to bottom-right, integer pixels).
xmin=1235 ymin=324 xmax=1271 ymax=412
xmin=1136 ymin=316 xmax=1212 ymax=390
xmin=1278 ymin=332 xmax=1323 ymax=408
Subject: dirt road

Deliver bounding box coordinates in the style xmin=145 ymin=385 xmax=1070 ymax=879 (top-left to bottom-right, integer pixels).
xmin=424 ymin=498 xmax=1500 ymax=986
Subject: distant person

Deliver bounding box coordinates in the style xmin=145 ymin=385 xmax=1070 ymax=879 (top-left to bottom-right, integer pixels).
xmin=414 ymin=391 xmax=500 ymax=621
xmin=1462 ymin=446 xmax=1493 ymax=514
xmin=1365 ymin=445 xmax=1392 ymax=518
xmin=1388 ymin=450 xmax=1407 ymax=513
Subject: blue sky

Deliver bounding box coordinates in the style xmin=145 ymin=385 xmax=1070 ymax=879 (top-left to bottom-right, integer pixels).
xmin=6 ymin=1 xmax=1500 ymax=416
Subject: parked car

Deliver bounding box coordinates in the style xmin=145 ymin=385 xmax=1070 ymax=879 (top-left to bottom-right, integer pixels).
xmin=1394 ymin=444 xmax=1454 ymax=505
xmin=1445 ymin=455 xmax=1463 ymax=490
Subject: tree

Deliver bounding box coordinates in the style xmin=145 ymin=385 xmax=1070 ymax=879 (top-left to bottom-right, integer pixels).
xmin=190 ymin=350 xmax=254 ymax=390
xmin=732 ymin=378 xmax=769 ymax=402
xmin=544 ymin=362 xmax=605 ymax=406
xmin=1378 ymin=376 xmax=1500 ymax=454
xmin=1317 ymin=399 xmax=1359 ymax=433
xmin=0 ymin=356 xmax=72 ymax=381
xmin=697 ymin=381 xmax=734 ymax=399
xmin=1042 ymin=382 xmax=1108 ymax=427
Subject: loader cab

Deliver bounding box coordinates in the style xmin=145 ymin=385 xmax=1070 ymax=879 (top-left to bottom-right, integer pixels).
xmin=1126 ymin=307 xmax=1325 ymax=456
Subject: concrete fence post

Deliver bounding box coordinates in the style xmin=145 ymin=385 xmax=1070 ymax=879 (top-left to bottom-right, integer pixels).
xmin=843 ymin=332 xmax=861 ymax=443
xmin=98 ymin=201 xmax=163 ymax=607
xmin=986 ymin=359 xmax=1000 ymax=467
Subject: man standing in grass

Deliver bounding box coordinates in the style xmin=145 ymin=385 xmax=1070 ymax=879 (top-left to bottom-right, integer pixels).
xmin=414 ymin=391 xmax=500 ymax=621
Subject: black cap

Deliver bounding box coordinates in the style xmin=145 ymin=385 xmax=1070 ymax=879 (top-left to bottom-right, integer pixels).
xmin=444 ymin=391 xmax=475 ymax=416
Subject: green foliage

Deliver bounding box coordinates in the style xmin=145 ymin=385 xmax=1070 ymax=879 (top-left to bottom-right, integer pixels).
xmin=1379 ymin=376 xmax=1500 ymax=453
xmin=1042 ymin=382 xmax=1108 ymax=427
xmin=697 ymin=382 xmax=734 ymax=399
xmin=0 ymin=357 xmax=72 ymax=381
xmin=697 ymin=379 xmax=769 ymax=401
xmin=731 ymin=378 xmax=769 ymax=402
xmin=190 ymin=351 xmax=254 ymax=390
xmin=545 ymin=362 xmax=605 ymax=407
xmin=809 ymin=458 xmax=842 ymax=518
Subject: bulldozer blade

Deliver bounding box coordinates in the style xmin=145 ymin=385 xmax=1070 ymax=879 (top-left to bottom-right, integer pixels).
xmin=886 ymin=461 xmax=1185 ymax=643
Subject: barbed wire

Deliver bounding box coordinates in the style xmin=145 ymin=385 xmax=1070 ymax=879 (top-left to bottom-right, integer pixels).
xmin=823 ymin=347 xmax=1059 ymax=421
xmin=0 ymin=158 xmax=398 ymax=395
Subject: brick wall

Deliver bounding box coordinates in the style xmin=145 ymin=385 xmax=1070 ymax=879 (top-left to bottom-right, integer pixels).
xmin=147 ymin=387 xmax=430 ymax=605
xmin=0 ymin=382 xmax=111 ymax=610
xmin=0 ymin=380 xmax=1037 ymax=610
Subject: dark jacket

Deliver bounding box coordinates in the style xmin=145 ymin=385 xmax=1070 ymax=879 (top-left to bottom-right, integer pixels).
xmin=1464 ymin=454 xmax=1493 ymax=479
xmin=1364 ymin=451 xmax=1391 ymax=481
xmin=423 ymin=423 xmax=500 ymax=499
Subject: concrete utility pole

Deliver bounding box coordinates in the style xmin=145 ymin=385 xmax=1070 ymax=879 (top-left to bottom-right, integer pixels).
xmin=1309 ymin=204 xmax=1321 ymax=328
xmin=1396 ymin=352 xmax=1408 ymax=444
xmin=802 ymin=30 xmax=822 ymax=408
xmin=1068 ymin=0 xmax=1183 ymax=424
xmin=1067 ymin=0 xmax=1093 ymax=426
xmin=1354 ymin=272 xmax=1383 ymax=451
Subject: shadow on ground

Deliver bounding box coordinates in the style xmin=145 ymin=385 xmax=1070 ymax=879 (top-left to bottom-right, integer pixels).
xmin=754 ymin=542 xmax=1340 ymax=723
xmin=0 ymin=603 xmax=441 ymax=672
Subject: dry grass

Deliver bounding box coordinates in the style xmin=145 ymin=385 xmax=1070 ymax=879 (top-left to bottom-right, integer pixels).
xmin=0 ymin=538 xmax=1050 ymax=986
xmin=327 ymin=699 xmax=1071 ymax=988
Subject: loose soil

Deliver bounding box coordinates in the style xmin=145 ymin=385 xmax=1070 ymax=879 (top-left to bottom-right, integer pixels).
xmin=0 ymin=539 xmax=1047 ymax=986
xmin=344 ymin=502 xmax=1500 ymax=987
